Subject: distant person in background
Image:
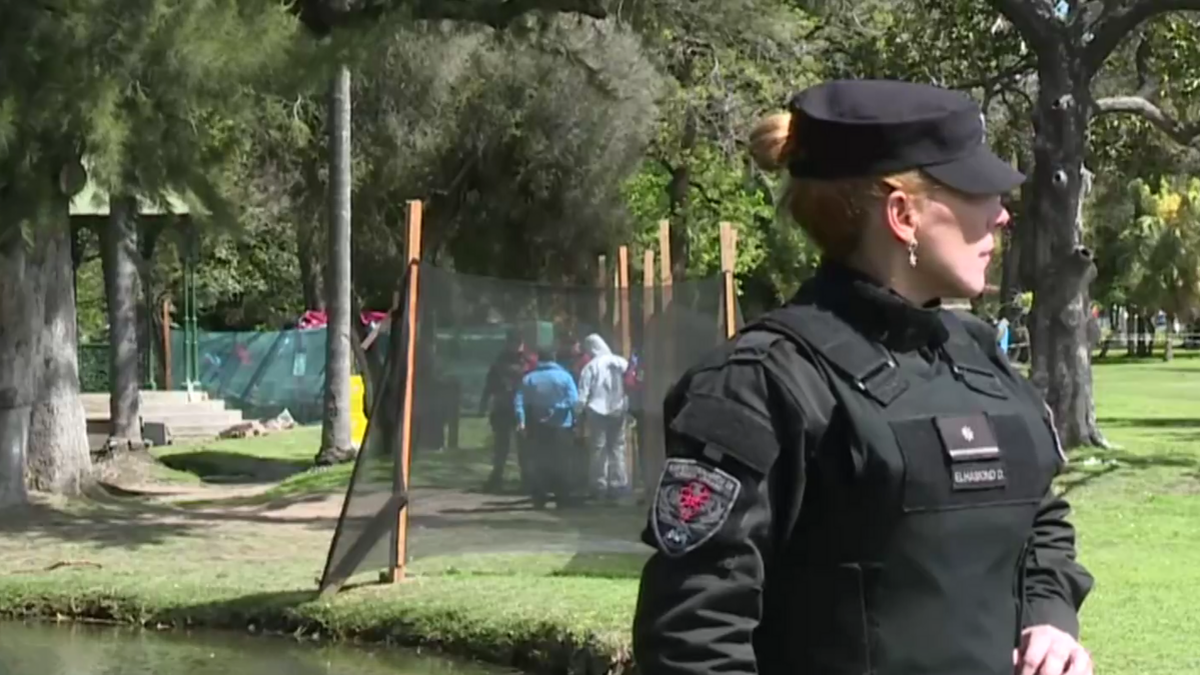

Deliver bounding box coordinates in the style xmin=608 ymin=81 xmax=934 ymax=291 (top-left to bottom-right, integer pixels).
xmin=479 ymin=330 xmax=531 ymax=493
xmin=569 ymin=337 xmax=592 ymax=384
xmin=996 ymin=315 xmax=1011 ymax=356
xmin=578 ymin=333 xmax=630 ymax=501
xmin=515 ymin=347 xmax=580 ymax=509
xmin=1014 ymin=316 xmax=1031 ymax=363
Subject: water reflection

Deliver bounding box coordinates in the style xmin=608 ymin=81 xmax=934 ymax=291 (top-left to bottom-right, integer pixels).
xmin=0 ymin=621 xmax=512 ymax=675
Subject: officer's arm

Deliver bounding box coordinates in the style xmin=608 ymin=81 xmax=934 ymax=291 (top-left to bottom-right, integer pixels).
xmin=1023 ymin=490 xmax=1095 ymax=638
xmin=632 ymin=356 xmax=798 ymax=675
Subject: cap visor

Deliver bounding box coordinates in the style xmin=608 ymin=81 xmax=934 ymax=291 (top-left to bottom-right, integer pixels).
xmin=923 ymin=146 xmax=1025 ymax=196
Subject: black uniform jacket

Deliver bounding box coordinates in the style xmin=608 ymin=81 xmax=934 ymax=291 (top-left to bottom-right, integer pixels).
xmin=632 ymin=262 xmax=1094 ymax=675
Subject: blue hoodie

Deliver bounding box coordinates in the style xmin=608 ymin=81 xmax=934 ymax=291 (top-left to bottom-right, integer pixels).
xmin=515 ymin=361 xmax=579 ymax=428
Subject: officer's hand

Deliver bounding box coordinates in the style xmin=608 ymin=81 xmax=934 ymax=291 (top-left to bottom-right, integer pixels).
xmin=1014 ymin=625 xmax=1093 ymax=675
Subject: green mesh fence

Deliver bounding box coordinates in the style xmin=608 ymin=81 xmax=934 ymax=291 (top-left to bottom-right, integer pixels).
xmin=169 ymin=328 xmax=328 ymax=424
xmin=167 ymin=320 xmax=558 ymax=425
xmin=320 ymin=263 xmax=742 ymax=591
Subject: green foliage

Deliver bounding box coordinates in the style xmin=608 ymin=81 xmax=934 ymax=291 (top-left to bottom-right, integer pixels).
xmin=623 ymin=145 xmax=772 ymax=280
xmin=1089 ymin=175 xmax=1200 ymax=320
xmin=0 ymin=0 xmax=303 ymax=234
xmin=1089 ymin=15 xmax=1200 ymax=184
xmin=331 ymin=17 xmax=664 ymax=298
xmin=618 ymin=0 xmax=825 ymax=302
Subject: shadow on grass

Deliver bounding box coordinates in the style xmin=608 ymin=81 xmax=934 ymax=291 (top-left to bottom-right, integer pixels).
xmin=1057 ymin=449 xmax=1200 ymax=496
xmin=162 ymin=589 xmax=321 ymax=630
xmin=1093 ymin=351 xmax=1200 ymax=366
xmin=1098 ymin=417 xmax=1200 ymax=429
xmin=158 ymin=451 xmax=311 ymax=483
xmin=0 ymin=492 xmax=341 ymax=551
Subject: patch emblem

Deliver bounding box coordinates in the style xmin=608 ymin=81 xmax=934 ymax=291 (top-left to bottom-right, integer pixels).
xmin=651 ymin=457 xmax=741 ymax=557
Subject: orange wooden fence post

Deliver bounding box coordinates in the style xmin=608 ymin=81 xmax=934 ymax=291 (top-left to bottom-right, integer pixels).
xmin=719 ymin=222 xmax=738 ymax=340
xmin=388 ymin=199 xmax=423 ymax=583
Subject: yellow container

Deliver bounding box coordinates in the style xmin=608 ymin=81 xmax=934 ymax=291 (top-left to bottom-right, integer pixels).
xmin=350 ymin=374 xmax=368 ymax=448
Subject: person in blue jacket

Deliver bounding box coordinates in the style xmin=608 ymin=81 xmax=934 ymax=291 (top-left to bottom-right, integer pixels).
xmin=515 ymin=347 xmax=580 ymax=509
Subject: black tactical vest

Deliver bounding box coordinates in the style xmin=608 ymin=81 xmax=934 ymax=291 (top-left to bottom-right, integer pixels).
xmin=746 ymin=301 xmax=1065 ymax=675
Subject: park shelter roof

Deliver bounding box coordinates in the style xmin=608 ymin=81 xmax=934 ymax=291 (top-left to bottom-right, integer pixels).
xmin=69 ymin=176 xmax=201 ymax=217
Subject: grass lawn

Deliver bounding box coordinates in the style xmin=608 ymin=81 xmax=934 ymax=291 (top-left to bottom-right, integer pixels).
xmin=1 ymin=354 xmax=1198 ymax=674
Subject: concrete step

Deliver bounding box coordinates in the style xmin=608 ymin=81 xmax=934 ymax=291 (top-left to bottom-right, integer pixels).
xmin=80 ymin=390 xmax=209 ymax=406
xmin=84 ymin=400 xmax=231 ymax=421
xmin=158 ymin=410 xmax=244 ymax=427
xmin=82 ymin=390 xmax=245 ymax=446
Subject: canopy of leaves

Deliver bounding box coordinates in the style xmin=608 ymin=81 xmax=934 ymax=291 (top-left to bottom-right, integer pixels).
xmin=0 ymin=0 xmax=301 ymax=239
xmin=1089 ymin=174 xmax=1200 ymax=319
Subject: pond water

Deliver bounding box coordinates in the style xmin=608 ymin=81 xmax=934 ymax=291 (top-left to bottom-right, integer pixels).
xmin=0 ymin=621 xmax=513 ymax=675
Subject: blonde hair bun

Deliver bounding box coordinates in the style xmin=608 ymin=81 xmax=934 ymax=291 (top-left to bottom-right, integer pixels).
xmin=749 ymin=112 xmax=795 ymax=173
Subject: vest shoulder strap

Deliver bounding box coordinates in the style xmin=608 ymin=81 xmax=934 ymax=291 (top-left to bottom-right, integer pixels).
xmin=751 ymin=304 xmax=909 ymax=407
xmin=938 ymin=310 xmax=1010 ymax=399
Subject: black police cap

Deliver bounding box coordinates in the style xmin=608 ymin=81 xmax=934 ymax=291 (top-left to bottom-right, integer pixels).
xmin=786 ymin=80 xmax=1025 ymax=196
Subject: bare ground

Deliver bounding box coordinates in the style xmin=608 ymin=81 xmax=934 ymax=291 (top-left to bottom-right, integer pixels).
xmin=0 ymin=451 xmax=647 ymax=584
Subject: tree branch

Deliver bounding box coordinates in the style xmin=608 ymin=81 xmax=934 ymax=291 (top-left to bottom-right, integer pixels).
xmin=988 ymin=0 xmax=1062 ymax=49
xmin=297 ymin=0 xmax=607 ymax=34
xmin=1093 ymin=95 xmax=1200 ymax=144
xmin=410 ymin=0 xmax=607 ymax=27
xmin=1084 ymin=0 xmax=1200 ymax=73
xmin=949 ymin=54 xmax=1037 ymax=93
xmin=1133 ymin=32 xmax=1158 ymax=97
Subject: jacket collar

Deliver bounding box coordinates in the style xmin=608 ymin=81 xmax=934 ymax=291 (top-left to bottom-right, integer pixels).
xmin=794 ymin=260 xmax=950 ymax=352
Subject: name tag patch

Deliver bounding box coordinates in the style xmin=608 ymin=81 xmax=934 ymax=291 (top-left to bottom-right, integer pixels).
xmin=951 ymin=461 xmax=1007 ymax=490
xmin=934 ymin=414 xmax=1007 ymax=492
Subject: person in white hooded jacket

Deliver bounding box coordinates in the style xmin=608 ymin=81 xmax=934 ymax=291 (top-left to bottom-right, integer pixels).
xmin=577 ymin=333 xmax=630 ymax=497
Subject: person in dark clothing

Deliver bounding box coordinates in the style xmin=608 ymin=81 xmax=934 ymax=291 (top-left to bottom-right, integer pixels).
xmin=515 ymin=348 xmax=580 ymax=509
xmin=479 ymin=330 xmax=532 ymax=493
xmin=633 ymin=80 xmax=1094 ymax=675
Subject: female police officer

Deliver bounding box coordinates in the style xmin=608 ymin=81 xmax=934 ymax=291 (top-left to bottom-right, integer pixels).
xmin=631 ymin=80 xmax=1094 ymax=675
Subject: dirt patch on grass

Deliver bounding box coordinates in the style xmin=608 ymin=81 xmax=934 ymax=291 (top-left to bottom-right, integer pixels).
xmin=0 ymin=466 xmax=647 ymax=581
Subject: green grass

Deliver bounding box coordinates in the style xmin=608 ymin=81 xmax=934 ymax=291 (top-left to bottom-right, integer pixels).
xmin=168 ymin=418 xmax=500 ymax=507
xmin=1057 ymin=353 xmax=1200 ymax=674
xmin=2 ymin=357 xmax=1199 ymax=673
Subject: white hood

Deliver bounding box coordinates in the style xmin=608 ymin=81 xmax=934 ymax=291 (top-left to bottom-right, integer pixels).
xmin=583 ymin=334 xmax=612 ymax=358
xmin=578 ymin=334 xmax=628 ymax=416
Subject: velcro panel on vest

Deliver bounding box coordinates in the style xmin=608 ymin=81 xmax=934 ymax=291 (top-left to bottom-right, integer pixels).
xmin=669 ymin=395 xmax=780 ymax=476
xmin=756 ymin=310 xmax=908 ymax=407
xmin=940 ymin=311 xmax=1009 ymax=399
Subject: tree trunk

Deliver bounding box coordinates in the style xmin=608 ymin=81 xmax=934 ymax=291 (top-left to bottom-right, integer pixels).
xmin=100 ymin=196 xmax=143 ymax=448
xmin=666 ymin=162 xmax=690 ymax=281
xmin=999 ymin=228 xmax=1020 ymax=321
xmin=316 ymin=64 xmax=355 ymax=466
xmin=1001 ymin=155 xmax=1031 ymax=324
xmin=1024 ymin=57 xmax=1107 ymax=450
xmin=297 ymin=217 xmax=325 ymax=311
xmin=1163 ymin=312 xmax=1175 ymax=361
xmin=0 ymin=239 xmax=38 ymax=507
xmin=138 ymin=221 xmax=163 ymax=391
xmin=0 ymin=201 xmax=93 ymax=503
xmin=1126 ymin=309 xmax=1137 ymax=357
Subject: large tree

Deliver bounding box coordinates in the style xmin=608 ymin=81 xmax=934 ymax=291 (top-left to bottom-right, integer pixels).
xmin=987 ymin=0 xmax=1200 ymax=448
xmin=0 ymin=0 xmax=299 ymax=504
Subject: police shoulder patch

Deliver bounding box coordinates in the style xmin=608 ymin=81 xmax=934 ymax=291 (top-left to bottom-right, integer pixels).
xmin=651 ymin=457 xmax=742 ymax=557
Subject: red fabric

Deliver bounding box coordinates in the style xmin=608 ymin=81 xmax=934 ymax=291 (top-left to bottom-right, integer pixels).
xmin=296 ymin=310 xmax=388 ymax=330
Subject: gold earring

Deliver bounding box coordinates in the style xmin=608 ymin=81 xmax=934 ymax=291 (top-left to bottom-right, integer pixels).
xmin=907 ymin=240 xmax=919 ymax=268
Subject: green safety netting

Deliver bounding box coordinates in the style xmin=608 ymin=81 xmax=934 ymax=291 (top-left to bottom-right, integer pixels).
xmin=320 ymin=263 xmax=742 ymax=592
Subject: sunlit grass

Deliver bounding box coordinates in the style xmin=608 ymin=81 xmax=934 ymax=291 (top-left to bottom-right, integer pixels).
xmin=1 ymin=356 xmax=1198 ymax=673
